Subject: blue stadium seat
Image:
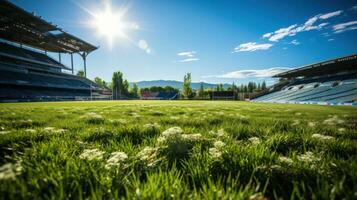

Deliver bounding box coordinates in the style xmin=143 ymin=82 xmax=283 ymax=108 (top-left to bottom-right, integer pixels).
xmin=253 ymin=76 xmax=357 ymax=104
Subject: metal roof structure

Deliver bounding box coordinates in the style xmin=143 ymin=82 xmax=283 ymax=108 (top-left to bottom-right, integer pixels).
xmin=0 ymin=0 xmax=97 ymax=53
xmin=274 ymin=54 xmax=357 ymax=78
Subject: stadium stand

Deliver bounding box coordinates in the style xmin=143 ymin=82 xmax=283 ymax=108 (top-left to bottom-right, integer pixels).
xmin=211 ymin=91 xmax=235 ymax=100
xmin=0 ymin=1 xmax=112 ymax=102
xmin=253 ymin=54 xmax=357 ymax=105
xmin=141 ymin=91 xmax=179 ymax=100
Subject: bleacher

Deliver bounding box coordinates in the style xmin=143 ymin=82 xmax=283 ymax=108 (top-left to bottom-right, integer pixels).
xmin=253 ymin=54 xmax=357 ymax=105
xmin=141 ymin=91 xmax=178 ymax=100
xmin=0 ymin=42 xmax=65 ymax=69
xmin=0 ymin=1 xmax=112 ymax=102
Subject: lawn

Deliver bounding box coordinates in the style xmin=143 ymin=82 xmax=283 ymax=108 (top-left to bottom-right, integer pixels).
xmin=0 ymin=100 xmax=356 ymax=199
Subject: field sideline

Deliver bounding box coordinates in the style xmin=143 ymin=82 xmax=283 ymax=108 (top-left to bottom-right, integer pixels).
xmin=0 ymin=100 xmax=356 ymax=199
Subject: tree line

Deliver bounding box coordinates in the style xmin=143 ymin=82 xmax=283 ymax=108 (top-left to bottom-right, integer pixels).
xmin=88 ymin=71 xmax=268 ymax=100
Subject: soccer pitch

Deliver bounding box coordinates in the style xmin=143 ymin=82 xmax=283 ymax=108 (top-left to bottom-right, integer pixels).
xmin=0 ymin=101 xmax=356 ymax=199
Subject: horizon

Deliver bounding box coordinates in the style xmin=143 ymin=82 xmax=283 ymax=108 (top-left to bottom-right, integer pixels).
xmin=10 ymin=0 xmax=357 ymax=85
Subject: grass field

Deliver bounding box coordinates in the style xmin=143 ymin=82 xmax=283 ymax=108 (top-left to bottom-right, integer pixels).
xmin=0 ymin=100 xmax=356 ymax=199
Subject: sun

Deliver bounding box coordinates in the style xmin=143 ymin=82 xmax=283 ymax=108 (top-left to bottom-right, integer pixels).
xmin=91 ymin=2 xmax=127 ymax=45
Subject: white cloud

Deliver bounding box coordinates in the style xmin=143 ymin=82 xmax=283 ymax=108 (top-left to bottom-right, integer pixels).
xmin=205 ymin=67 xmax=291 ymax=79
xmin=262 ymin=10 xmax=341 ymax=42
xmin=290 ymin=39 xmax=300 ymax=45
xmin=176 ymin=50 xmax=199 ymax=62
xmin=263 ymin=32 xmax=273 ymax=38
xmin=268 ymin=24 xmax=298 ymax=42
xmin=138 ymin=39 xmax=151 ymax=54
xmin=177 ymin=51 xmax=196 ymax=57
xmin=179 ymin=58 xmax=199 ymax=62
xmin=305 ymin=16 xmax=319 ymax=27
xmin=333 ymin=21 xmax=357 ymax=33
xmin=319 ymin=10 xmax=343 ymax=19
xmin=233 ymin=42 xmax=273 ymax=52
xmin=328 ymin=38 xmax=335 ymax=41
xmin=318 ymin=23 xmax=329 ymax=28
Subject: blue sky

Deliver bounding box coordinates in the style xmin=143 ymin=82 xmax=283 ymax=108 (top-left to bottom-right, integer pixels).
xmin=11 ymin=0 xmax=357 ymax=85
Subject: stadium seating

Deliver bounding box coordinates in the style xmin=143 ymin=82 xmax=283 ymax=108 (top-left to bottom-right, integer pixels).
xmin=141 ymin=91 xmax=178 ymax=100
xmin=253 ymin=76 xmax=357 ymax=104
xmin=0 ymin=42 xmax=64 ymax=68
xmin=0 ymin=70 xmax=90 ymax=89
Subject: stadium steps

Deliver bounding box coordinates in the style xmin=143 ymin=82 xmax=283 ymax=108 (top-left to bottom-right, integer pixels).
xmin=275 ymin=86 xmax=317 ymax=102
xmin=303 ymin=83 xmax=356 ymax=102
xmin=265 ymin=84 xmax=315 ymax=102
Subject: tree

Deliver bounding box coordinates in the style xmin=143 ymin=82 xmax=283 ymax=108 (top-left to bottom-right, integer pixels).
xmin=230 ymin=82 xmax=237 ymax=92
xmin=94 ymin=77 xmax=106 ymax=88
xmin=123 ymin=80 xmax=129 ymax=96
xmin=130 ymin=83 xmax=139 ymax=98
xmin=77 ymin=70 xmax=85 ymax=77
xmin=182 ymin=73 xmax=193 ymax=99
xmin=262 ymin=80 xmax=267 ymax=90
xmin=112 ymin=71 xmax=129 ymax=99
xmin=198 ymin=82 xmax=205 ymax=99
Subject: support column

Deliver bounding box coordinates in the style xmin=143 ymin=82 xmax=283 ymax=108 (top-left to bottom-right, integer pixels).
xmin=83 ymin=52 xmax=87 ymax=77
xmin=70 ymin=53 xmax=74 ymax=74
xmin=58 ymin=53 xmax=61 ymax=63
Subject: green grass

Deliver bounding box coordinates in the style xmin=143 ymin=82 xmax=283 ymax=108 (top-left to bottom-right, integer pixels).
xmin=0 ymin=100 xmax=356 ymax=199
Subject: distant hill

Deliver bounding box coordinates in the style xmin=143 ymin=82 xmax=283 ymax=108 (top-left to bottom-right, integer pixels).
xmin=131 ymin=80 xmax=231 ymax=90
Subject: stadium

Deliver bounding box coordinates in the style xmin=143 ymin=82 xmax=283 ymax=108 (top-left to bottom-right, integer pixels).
xmin=1 ymin=1 xmax=357 ymax=200
xmin=0 ymin=0 xmax=355 ymax=104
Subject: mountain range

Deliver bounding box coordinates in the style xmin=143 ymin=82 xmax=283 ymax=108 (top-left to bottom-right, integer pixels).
xmin=130 ymin=80 xmax=231 ymax=90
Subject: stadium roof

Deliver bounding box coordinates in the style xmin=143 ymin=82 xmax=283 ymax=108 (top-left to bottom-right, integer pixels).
xmin=0 ymin=0 xmax=97 ymax=53
xmin=274 ymin=54 xmax=357 ymax=78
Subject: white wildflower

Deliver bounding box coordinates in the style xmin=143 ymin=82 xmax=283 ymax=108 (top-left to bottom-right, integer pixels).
xmin=295 ymin=112 xmax=302 ymax=116
xmin=156 ymin=136 xmax=167 ymax=144
xmin=323 ymin=115 xmax=344 ymax=125
xmin=105 ymin=151 xmax=128 ymax=169
xmin=53 ymin=129 xmax=67 ymax=134
xmin=209 ymin=129 xmax=227 ymax=138
xmin=25 ymin=129 xmax=36 ymax=133
xmin=76 ymin=140 xmax=86 ymax=145
xmin=162 ymin=127 xmax=183 ymax=138
xmin=209 ymin=147 xmax=222 ymax=159
xmin=181 ymin=133 xmax=202 ymax=141
xmin=143 ymin=123 xmax=160 ymax=129
xmin=278 ymin=156 xmax=293 ymax=165
xmin=109 ymin=119 xmax=127 ymax=124
xmin=79 ymin=148 xmax=105 ymax=161
xmin=308 ymin=122 xmax=316 ymax=127
xmin=80 ymin=112 xmax=104 ymax=123
xmin=338 ymin=128 xmax=346 ymax=134
xmin=43 ymin=127 xmax=56 ymax=132
xmin=43 ymin=127 xmax=66 ymax=134
xmin=136 ymin=147 xmax=160 ymax=167
xmin=248 ymin=137 xmax=261 ymax=145
xmin=213 ymin=140 xmax=225 ymax=149
xmin=312 ymin=134 xmax=334 ymax=141
xmin=297 ymin=151 xmax=320 ymax=163
xmin=0 ymin=162 xmax=22 ymax=180
xmin=0 ymin=131 xmax=10 ymax=135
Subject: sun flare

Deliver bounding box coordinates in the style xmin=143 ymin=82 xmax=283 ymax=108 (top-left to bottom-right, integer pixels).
xmin=91 ymin=3 xmax=126 ymax=45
